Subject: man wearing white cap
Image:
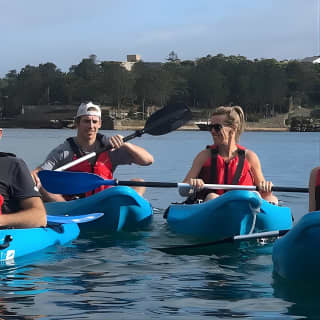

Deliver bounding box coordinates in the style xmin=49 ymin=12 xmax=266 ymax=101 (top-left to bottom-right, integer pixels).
xmin=32 ymin=102 xmax=154 ymax=202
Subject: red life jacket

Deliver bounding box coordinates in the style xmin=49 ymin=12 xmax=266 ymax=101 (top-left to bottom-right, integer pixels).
xmin=66 ymin=134 xmax=113 ymax=198
xmin=197 ymin=144 xmax=254 ymax=197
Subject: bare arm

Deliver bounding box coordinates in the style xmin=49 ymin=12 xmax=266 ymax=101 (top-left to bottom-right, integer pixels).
xmin=0 ymin=197 xmax=47 ymax=228
xmin=108 ymin=135 xmax=153 ymax=166
xmin=246 ymin=149 xmax=274 ymax=196
xmin=179 ymin=149 xmax=211 ymax=195
xmin=183 ymin=149 xmax=210 ymax=183
xmin=122 ymin=142 xmax=154 ymax=166
xmin=31 ymin=167 xmax=42 ymax=188
xmin=309 ymin=167 xmax=319 ymax=212
xmin=246 ymin=150 xmax=265 ymax=186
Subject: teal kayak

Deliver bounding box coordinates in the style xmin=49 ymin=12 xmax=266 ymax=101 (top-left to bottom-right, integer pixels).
xmin=165 ymin=190 xmax=293 ymax=238
xmin=45 ymin=186 xmax=153 ymax=233
xmin=0 ymin=222 xmax=79 ymax=262
xmin=272 ymin=211 xmax=320 ymax=282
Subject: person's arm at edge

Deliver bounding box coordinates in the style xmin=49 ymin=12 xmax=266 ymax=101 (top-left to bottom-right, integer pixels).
xmin=309 ymin=166 xmax=319 ymax=212
xmin=0 ymin=197 xmax=46 ymax=228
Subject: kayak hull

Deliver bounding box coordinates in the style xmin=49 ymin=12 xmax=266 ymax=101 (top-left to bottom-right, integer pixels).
xmin=45 ymin=186 xmax=153 ymax=233
xmin=166 ymin=190 xmax=293 ymax=238
xmin=0 ymin=223 xmax=79 ymax=262
xmin=272 ymin=211 xmax=320 ymax=282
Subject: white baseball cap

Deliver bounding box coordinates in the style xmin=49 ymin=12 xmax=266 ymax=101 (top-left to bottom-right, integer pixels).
xmin=76 ymin=102 xmax=101 ymax=118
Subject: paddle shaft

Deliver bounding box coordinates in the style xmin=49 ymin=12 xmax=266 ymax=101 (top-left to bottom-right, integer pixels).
xmin=39 ymin=170 xmax=310 ymax=195
xmin=115 ymin=180 xmax=309 ymax=193
xmin=55 ymin=133 xmax=142 ymax=172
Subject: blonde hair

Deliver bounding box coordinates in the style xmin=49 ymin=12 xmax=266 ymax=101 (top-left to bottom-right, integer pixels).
xmin=211 ymin=105 xmax=245 ymax=142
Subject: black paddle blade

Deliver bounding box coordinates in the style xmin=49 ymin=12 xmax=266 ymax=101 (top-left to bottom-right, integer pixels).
xmin=144 ymin=103 xmax=192 ymax=136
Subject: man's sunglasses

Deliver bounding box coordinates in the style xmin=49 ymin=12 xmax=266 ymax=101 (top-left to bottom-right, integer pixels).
xmin=208 ymin=123 xmax=223 ymax=132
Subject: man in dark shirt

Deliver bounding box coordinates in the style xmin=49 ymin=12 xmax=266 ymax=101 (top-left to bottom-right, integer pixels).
xmin=0 ymin=129 xmax=46 ymax=228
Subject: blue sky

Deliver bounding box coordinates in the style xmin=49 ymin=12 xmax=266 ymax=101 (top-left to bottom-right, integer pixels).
xmin=0 ymin=0 xmax=319 ymax=76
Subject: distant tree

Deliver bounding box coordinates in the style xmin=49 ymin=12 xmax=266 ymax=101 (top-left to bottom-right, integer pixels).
xmin=67 ymin=56 xmax=101 ymax=102
xmin=190 ymin=55 xmax=229 ymax=108
xmin=5 ymin=70 xmax=18 ymax=81
xmin=162 ymin=60 xmax=192 ymax=105
xmin=132 ymin=62 xmax=159 ymax=112
xmin=286 ymin=60 xmax=306 ymax=102
xmin=308 ymin=63 xmax=320 ymax=106
xmin=37 ymin=63 xmax=67 ymax=104
xmin=3 ymin=52 xmax=320 ymax=119
xmin=247 ymin=59 xmax=287 ymax=114
xmin=99 ymin=61 xmax=134 ymax=110
xmin=167 ymin=51 xmax=180 ymax=63
xmin=284 ymin=60 xmax=317 ymax=107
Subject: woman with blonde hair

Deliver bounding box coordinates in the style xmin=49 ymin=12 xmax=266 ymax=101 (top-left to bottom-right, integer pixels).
xmin=182 ymin=105 xmax=278 ymax=204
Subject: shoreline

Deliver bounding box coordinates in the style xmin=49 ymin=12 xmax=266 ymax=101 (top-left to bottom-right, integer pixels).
xmin=0 ymin=119 xmax=289 ymax=132
xmin=0 ymin=125 xmax=290 ymax=132
xmin=178 ymin=124 xmax=289 ymax=132
xmin=244 ymin=127 xmax=288 ymax=132
xmin=116 ymin=124 xmax=289 ymax=132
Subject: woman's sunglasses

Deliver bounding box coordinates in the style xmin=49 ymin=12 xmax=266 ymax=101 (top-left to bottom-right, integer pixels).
xmin=208 ymin=123 xmax=223 ymax=132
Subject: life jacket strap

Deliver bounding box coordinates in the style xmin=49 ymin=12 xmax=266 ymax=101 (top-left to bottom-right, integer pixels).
xmin=231 ymin=149 xmax=245 ymax=185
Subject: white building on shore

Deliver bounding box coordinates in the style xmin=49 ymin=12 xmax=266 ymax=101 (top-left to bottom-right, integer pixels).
xmin=300 ymin=56 xmax=320 ymax=63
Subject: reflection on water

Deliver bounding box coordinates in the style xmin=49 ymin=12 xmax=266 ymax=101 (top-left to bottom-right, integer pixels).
xmin=273 ymin=273 xmax=320 ymax=319
xmin=0 ymin=129 xmax=318 ymax=318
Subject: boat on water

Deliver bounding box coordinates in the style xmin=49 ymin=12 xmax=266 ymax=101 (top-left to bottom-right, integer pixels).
xmin=45 ymin=186 xmax=153 ymax=233
xmin=165 ymin=190 xmax=293 ymax=238
xmin=195 ymin=121 xmax=209 ymax=131
xmin=0 ymin=223 xmax=79 ymax=262
xmin=272 ymin=211 xmax=320 ymax=282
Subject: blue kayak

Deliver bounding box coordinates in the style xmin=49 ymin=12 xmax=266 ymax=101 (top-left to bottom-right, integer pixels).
xmin=45 ymin=186 xmax=153 ymax=233
xmin=272 ymin=211 xmax=320 ymax=282
xmin=0 ymin=222 xmax=79 ymax=262
xmin=165 ymin=190 xmax=293 ymax=238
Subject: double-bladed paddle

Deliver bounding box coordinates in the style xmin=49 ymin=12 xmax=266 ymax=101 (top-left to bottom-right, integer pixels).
xmin=154 ymin=229 xmax=290 ymax=254
xmin=38 ymin=170 xmax=309 ymax=195
xmin=55 ymin=102 xmax=192 ymax=172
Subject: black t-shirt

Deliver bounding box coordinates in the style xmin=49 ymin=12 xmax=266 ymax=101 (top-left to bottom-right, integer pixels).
xmin=0 ymin=153 xmax=40 ymax=213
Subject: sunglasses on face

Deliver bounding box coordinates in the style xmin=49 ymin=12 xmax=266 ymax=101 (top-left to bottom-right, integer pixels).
xmin=208 ymin=123 xmax=223 ymax=132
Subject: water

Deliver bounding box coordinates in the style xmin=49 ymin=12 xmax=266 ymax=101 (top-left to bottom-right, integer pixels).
xmin=0 ymin=128 xmax=319 ymax=319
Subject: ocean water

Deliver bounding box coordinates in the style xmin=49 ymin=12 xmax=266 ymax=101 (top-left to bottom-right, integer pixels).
xmin=0 ymin=128 xmax=319 ymax=319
